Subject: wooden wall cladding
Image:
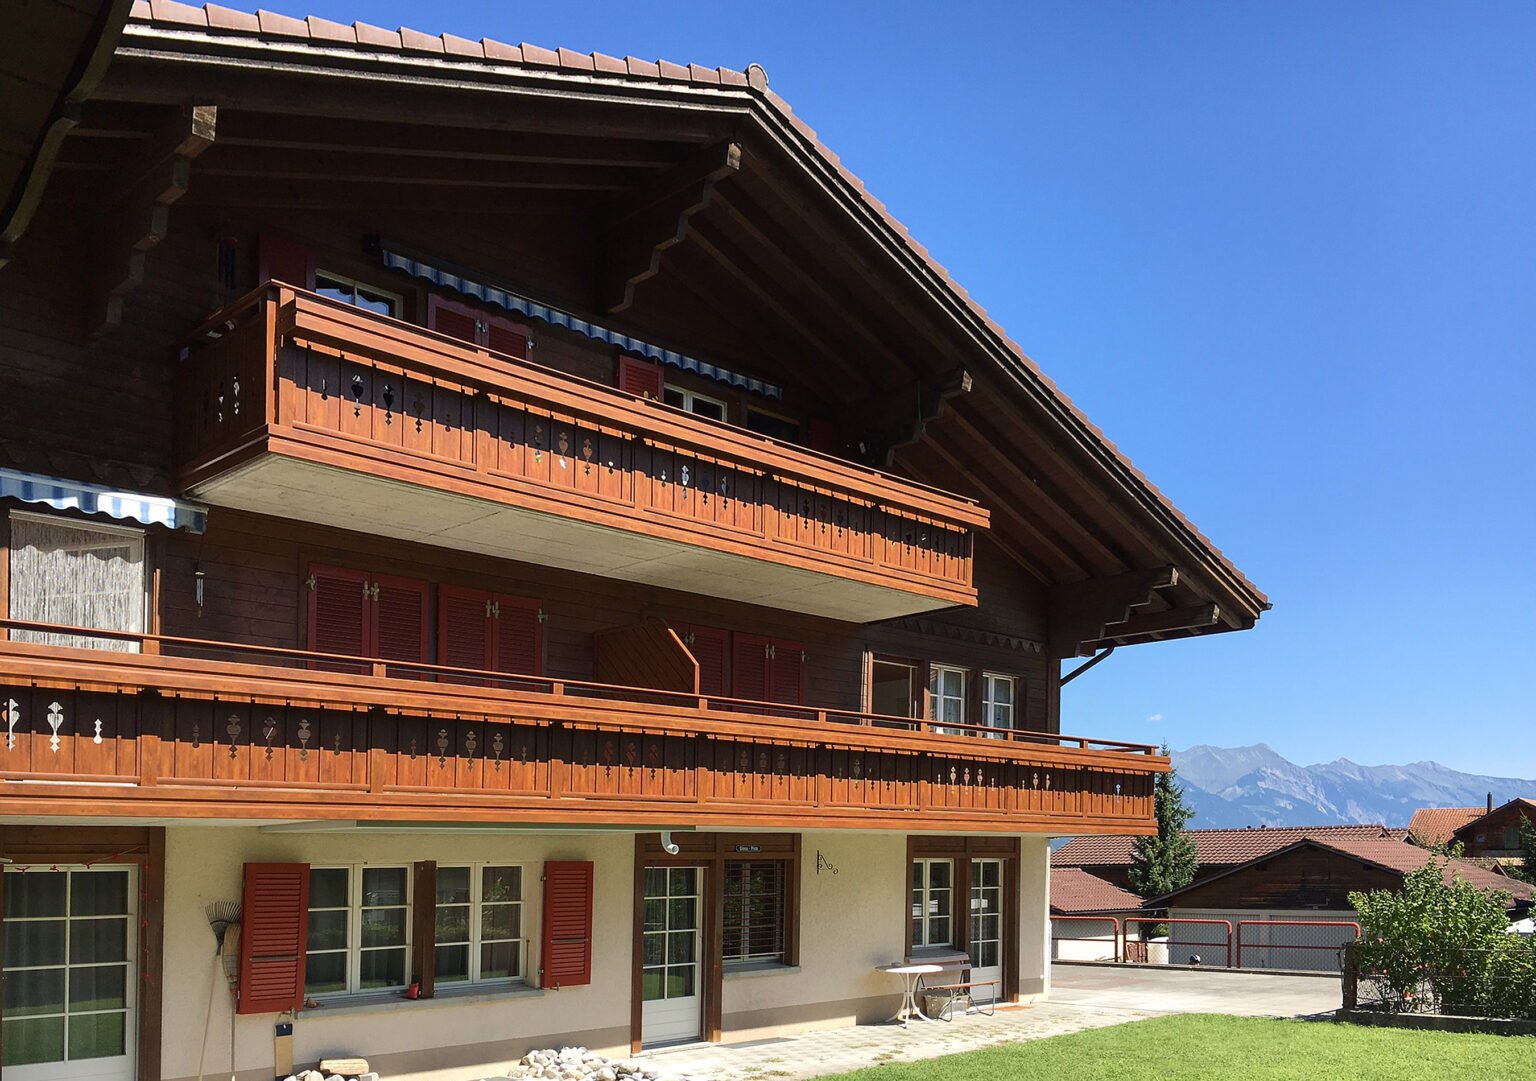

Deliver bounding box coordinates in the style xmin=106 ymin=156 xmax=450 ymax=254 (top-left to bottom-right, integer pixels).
xmin=176 ymin=287 xmax=982 ymax=606
xmin=0 ymin=681 xmax=1157 ymax=833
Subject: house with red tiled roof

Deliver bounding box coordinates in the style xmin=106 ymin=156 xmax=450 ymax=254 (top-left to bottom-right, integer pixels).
xmin=1407 ymin=806 xmax=1484 ymax=849
xmin=1145 ymin=836 xmax=1534 ymax=971
xmin=0 ymin=0 xmax=1277 ymax=1075
xmin=1052 ymin=824 xmax=1407 ymax=892
xmin=1451 ymin=798 xmax=1536 ymax=862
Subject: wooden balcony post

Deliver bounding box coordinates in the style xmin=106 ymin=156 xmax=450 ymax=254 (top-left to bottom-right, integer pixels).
xmin=136 ymin=688 xmax=165 ymax=789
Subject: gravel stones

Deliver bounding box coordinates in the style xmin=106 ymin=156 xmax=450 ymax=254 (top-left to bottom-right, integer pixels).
xmin=501 ymin=1047 xmax=682 ymax=1081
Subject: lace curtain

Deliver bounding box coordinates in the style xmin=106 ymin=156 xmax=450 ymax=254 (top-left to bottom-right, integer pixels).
xmin=8 ymin=514 xmax=145 ymax=652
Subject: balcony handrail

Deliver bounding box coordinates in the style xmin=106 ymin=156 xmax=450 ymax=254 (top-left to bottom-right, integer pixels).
xmin=181 ymin=282 xmax=989 ymax=528
xmin=0 ymin=616 xmax=1158 ymax=757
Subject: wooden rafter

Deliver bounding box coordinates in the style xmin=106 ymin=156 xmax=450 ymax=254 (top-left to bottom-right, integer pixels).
xmin=89 ymin=103 xmax=215 ymax=335
xmin=600 ymin=139 xmax=740 ymax=314
xmin=1098 ymin=603 xmax=1222 ymax=644
xmin=1048 ymin=566 xmax=1178 ymax=658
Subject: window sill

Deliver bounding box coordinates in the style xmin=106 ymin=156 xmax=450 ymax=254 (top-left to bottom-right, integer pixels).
xmin=299 ymin=983 xmax=542 ymax=1017
xmin=723 ymin=963 xmax=800 ymax=980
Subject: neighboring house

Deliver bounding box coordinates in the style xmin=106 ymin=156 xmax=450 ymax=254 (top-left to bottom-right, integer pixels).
xmin=0 ymin=4 xmax=1269 ymax=1081
xmin=1146 ymin=836 xmax=1535 ymax=972
xmin=1049 ymin=868 xmax=1143 ymax=962
xmin=1406 ymin=806 xmax=1484 ymax=849
xmin=1052 ymin=824 xmax=1407 ymax=892
xmin=1450 ymin=799 xmax=1536 ymax=861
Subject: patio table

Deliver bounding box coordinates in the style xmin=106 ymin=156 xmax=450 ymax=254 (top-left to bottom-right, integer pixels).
xmin=879 ymin=962 xmax=944 ymax=1027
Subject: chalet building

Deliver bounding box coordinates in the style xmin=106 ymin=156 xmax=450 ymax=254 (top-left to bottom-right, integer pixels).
xmin=1051 ymin=824 xmax=1406 ymax=893
xmin=1448 ymin=799 xmax=1536 ymax=862
xmin=1406 ymin=806 xmax=1485 ymax=850
xmin=0 ymin=4 xmax=1267 ymax=1080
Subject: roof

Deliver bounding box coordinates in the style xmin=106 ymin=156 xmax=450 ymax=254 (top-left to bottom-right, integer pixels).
xmin=1452 ymin=798 xmax=1536 ymax=842
xmin=1149 ymin=836 xmax=1536 ymax=909
xmin=1050 ymin=868 xmax=1144 ymax=915
xmin=113 ymin=1 xmax=1268 ymax=620
xmin=1407 ymin=807 xmax=1483 ymax=848
xmin=1052 ymin=825 xmax=1409 ymax=869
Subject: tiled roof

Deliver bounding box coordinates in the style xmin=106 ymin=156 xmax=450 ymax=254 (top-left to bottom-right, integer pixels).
xmin=1452 ymin=798 xmax=1536 ymax=841
xmin=1049 ymin=868 xmax=1144 ymax=915
xmin=1052 ymin=824 xmax=1410 ymax=869
xmin=1407 ymin=806 xmax=1483 ymax=847
xmin=118 ymin=2 xmax=1268 ymax=613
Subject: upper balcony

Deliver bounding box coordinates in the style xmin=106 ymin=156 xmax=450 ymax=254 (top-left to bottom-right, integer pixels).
xmin=176 ymin=285 xmax=987 ymax=621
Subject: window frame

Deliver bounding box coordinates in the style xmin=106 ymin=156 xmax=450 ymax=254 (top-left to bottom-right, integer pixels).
xmin=980 ymin=672 xmax=1016 ymax=740
xmin=304 ymin=864 xmax=413 ymax=999
xmin=721 ymin=859 xmax=789 ymax=968
xmin=432 ymin=863 xmax=529 ymax=988
xmin=662 ymin=384 xmax=729 ymax=422
xmin=910 ymin=857 xmax=955 ymax=949
xmin=313 ymin=269 xmax=403 ymax=317
xmin=928 ymin=664 xmax=968 ymax=735
xmin=6 ymin=510 xmax=149 ymax=651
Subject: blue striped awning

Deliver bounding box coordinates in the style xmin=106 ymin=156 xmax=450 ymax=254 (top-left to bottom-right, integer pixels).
xmin=380 ymin=246 xmax=784 ymax=401
xmin=0 ymin=468 xmax=207 ymax=533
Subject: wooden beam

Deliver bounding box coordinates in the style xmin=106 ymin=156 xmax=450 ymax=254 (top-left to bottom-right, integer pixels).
xmin=1097 ymin=604 xmax=1222 ymax=643
xmin=194 ymin=150 xmax=640 ymax=191
xmin=179 ymin=180 xmax=593 ymax=215
xmin=1048 ymin=566 xmax=1178 ymax=658
xmin=599 ymin=140 xmax=739 ymax=313
xmin=88 ymin=104 xmax=215 ymax=335
xmin=846 ymin=367 xmax=973 ymax=465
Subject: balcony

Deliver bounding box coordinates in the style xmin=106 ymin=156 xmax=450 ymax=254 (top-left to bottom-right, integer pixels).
xmin=0 ymin=620 xmax=1163 ymax=834
xmin=176 ymin=285 xmax=987 ymax=621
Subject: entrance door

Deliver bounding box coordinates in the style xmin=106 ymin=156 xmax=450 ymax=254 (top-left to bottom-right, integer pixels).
xmin=2 ymin=866 xmax=138 ymax=1081
xmin=968 ymin=859 xmax=1003 ymax=1002
xmin=640 ymin=866 xmax=703 ymax=1046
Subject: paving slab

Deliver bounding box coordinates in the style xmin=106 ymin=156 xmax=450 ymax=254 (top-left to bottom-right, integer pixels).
xmin=1049 ymin=962 xmax=1342 ymax=1018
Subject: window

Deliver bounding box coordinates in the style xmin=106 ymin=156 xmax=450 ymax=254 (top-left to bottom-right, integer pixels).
xmin=434 ymin=865 xmax=526 ymax=986
xmin=981 ymin=674 xmax=1015 ymax=739
xmin=1503 ymin=827 xmax=1523 ymax=850
xmin=315 ymin=271 xmax=401 ymax=317
xmin=744 ymin=407 xmax=799 ymax=443
xmin=663 ymin=385 xmax=727 ymax=422
xmin=929 ymin=665 xmax=967 ymax=734
xmin=869 ymin=657 xmax=920 ymax=719
xmin=305 ymin=866 xmax=410 ymax=997
xmin=7 ymin=512 xmax=146 ymax=651
xmin=723 ymin=861 xmax=787 ymax=966
xmin=910 ymin=859 xmax=954 ymax=948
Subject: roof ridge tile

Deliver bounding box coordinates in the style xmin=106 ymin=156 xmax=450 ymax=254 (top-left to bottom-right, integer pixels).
xmin=255 ymin=8 xmax=307 ymax=38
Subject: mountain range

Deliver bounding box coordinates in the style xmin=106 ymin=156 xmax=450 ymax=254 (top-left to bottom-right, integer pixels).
xmin=1171 ymin=744 xmax=1536 ymax=829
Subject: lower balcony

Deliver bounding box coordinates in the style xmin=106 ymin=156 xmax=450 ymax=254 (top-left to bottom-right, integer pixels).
xmin=0 ymin=620 xmax=1163 ymax=834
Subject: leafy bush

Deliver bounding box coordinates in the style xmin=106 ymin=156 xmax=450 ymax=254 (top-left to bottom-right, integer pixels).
xmin=1349 ymin=851 xmax=1536 ymax=1019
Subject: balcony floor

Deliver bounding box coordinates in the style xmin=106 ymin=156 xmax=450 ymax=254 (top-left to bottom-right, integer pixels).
xmin=192 ymin=453 xmax=958 ymax=622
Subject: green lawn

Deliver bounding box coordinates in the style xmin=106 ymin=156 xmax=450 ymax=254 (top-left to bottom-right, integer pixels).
xmin=819 ymin=1015 xmax=1536 ymax=1081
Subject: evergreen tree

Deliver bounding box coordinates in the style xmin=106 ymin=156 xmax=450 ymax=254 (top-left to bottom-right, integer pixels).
xmin=1127 ymin=744 xmax=1199 ymax=900
xmin=1511 ymin=814 xmax=1536 ymax=885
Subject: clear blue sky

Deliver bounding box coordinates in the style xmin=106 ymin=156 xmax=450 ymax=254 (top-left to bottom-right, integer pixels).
xmin=268 ymin=1 xmax=1536 ymax=777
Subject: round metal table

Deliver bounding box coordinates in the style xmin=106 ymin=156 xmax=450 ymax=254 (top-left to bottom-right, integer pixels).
xmin=879 ymin=962 xmax=944 ymax=1027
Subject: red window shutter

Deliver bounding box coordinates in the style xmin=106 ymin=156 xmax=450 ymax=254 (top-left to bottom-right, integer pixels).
xmin=616 ymin=355 xmax=665 ymax=400
xmin=374 ymin=574 xmax=430 ymax=675
xmin=540 ymin=860 xmax=593 ymax=989
xmin=681 ymin=624 xmax=729 ymax=699
xmin=258 ymin=232 xmax=315 ymax=290
xmin=427 ymin=294 xmax=482 ymax=345
xmin=439 ymin=585 xmax=492 ymax=674
xmin=731 ymin=633 xmax=770 ymax=702
xmin=306 ymin=564 xmax=369 ymax=670
xmin=484 ymin=313 xmax=532 ymax=360
xmin=768 ymin=638 xmax=806 ymax=706
xmin=807 ymin=419 xmax=839 ymax=455
xmin=237 ymin=862 xmax=309 ymax=1015
xmin=492 ymin=594 xmax=543 ymax=676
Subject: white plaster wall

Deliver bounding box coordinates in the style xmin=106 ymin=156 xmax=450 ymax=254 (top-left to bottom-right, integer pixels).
xmin=162 ymin=827 xmax=635 ymax=1081
xmin=1018 ymin=836 xmax=1050 ymax=1000
xmin=717 ymin=832 xmax=905 ymax=1037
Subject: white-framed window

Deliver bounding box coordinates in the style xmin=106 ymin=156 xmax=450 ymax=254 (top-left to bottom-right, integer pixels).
xmin=928 ymin=665 xmax=967 ymax=734
xmin=305 ymin=865 xmax=411 ymax=997
xmin=7 ymin=511 xmax=146 ymax=652
xmin=981 ymin=673 xmax=1016 ymax=739
xmin=434 ymin=864 xmax=527 ymax=986
xmin=315 ymin=270 xmax=402 ymax=317
xmin=663 ymin=385 xmax=728 ymax=422
xmin=910 ymin=858 xmax=954 ymax=948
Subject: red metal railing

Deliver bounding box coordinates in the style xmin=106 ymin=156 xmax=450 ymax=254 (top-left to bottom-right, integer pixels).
xmin=1123 ymin=917 xmax=1234 ymax=968
xmin=1235 ymin=920 xmax=1360 ymax=972
xmin=1050 ymin=915 xmax=1121 ymax=962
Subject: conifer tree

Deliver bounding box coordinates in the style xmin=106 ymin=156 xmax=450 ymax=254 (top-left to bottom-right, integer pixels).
xmin=1511 ymin=814 xmax=1536 ymax=885
xmin=1127 ymin=744 xmax=1199 ymax=900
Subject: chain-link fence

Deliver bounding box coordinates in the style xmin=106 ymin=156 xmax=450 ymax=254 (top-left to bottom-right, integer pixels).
xmin=1235 ymin=919 xmax=1358 ymax=973
xmin=1049 ymin=916 xmax=1120 ymax=962
xmin=1345 ymin=941 xmax=1536 ymax=1020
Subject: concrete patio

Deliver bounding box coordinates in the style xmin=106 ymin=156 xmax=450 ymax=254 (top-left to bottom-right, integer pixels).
xmin=639 ymin=963 xmax=1342 ymax=1081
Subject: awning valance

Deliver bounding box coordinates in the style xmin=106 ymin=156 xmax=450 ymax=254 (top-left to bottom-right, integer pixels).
xmin=0 ymin=468 xmax=207 ymax=532
xmin=380 ymin=245 xmax=784 ymax=401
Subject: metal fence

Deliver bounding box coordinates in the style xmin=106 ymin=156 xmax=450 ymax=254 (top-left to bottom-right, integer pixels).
xmin=1235 ymin=920 xmax=1359 ymax=974
xmin=1124 ymin=917 xmax=1233 ymax=968
xmin=1344 ymin=941 xmax=1536 ymax=1020
xmin=1050 ymin=916 xmax=1365 ymax=973
xmin=1050 ymin=915 xmax=1121 ymax=962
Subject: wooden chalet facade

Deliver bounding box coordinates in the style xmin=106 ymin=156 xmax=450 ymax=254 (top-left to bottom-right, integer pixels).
xmin=0 ymin=4 xmax=1266 ymax=1079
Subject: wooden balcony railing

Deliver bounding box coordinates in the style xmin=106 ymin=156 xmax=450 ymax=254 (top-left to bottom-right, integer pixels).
xmin=175 ymin=285 xmax=987 ymax=618
xmin=0 ymin=619 xmax=1162 ymax=834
